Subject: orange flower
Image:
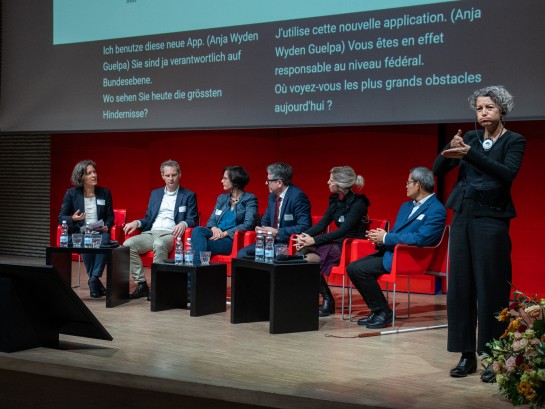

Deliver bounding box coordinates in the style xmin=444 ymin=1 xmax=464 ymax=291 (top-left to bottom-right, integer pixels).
xmin=498 ymin=308 xmax=511 ymax=322
xmin=500 ymin=318 xmax=521 ymax=339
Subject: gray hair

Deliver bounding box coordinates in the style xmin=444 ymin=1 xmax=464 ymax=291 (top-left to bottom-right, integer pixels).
xmin=160 ymin=159 xmax=181 ymax=175
xmin=468 ymin=85 xmax=514 ymax=116
xmin=71 ymin=160 xmax=96 ymax=187
xmin=330 ymin=166 xmax=364 ymax=192
xmin=266 ymin=162 xmax=293 ymax=185
xmin=410 ymin=167 xmax=434 ymax=193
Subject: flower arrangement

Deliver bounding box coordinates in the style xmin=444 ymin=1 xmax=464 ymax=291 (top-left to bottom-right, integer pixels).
xmin=482 ymin=290 xmax=545 ymax=408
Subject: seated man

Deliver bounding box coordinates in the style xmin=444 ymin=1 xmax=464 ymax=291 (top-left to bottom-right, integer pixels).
xmin=238 ymin=162 xmax=311 ymax=257
xmin=347 ymin=166 xmax=446 ymax=329
xmin=123 ymin=160 xmax=198 ymax=299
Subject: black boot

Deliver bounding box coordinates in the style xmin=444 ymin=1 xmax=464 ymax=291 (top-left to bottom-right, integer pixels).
xmin=88 ymin=276 xmax=103 ymax=298
xmin=97 ymin=278 xmax=106 ymax=296
xmin=129 ymin=281 xmax=149 ymax=299
xmin=319 ymin=275 xmax=335 ymax=317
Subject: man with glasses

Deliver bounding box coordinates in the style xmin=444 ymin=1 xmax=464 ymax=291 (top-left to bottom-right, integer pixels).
xmin=346 ymin=167 xmax=446 ymax=329
xmin=238 ymin=162 xmax=311 ymax=257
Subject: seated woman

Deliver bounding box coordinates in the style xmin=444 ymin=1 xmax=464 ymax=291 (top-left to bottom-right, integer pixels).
xmin=191 ymin=166 xmax=258 ymax=259
xmin=295 ymin=166 xmax=369 ymax=317
xmin=59 ymin=160 xmax=114 ymax=298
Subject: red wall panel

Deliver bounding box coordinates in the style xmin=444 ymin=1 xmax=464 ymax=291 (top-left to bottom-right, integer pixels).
xmin=50 ymin=122 xmax=544 ymax=297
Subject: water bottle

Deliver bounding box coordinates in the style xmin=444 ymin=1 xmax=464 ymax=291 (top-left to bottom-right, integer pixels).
xmin=184 ymin=237 xmax=193 ymax=264
xmin=84 ymin=222 xmax=93 ymax=248
xmin=174 ymin=236 xmax=183 ymax=265
xmin=255 ymin=230 xmax=265 ymax=262
xmin=264 ymin=231 xmax=274 ymax=263
xmin=60 ymin=220 xmax=69 ymax=247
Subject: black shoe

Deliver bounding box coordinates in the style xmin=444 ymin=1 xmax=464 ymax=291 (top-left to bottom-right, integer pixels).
xmin=319 ymin=297 xmax=335 ymax=317
xmin=88 ymin=277 xmax=103 ymax=299
xmin=357 ymin=312 xmax=378 ymax=326
xmin=129 ymin=281 xmax=149 ymax=299
xmin=366 ymin=309 xmax=393 ymax=329
xmin=449 ymin=354 xmax=477 ymax=378
xmin=318 ymin=275 xmax=335 ymax=317
xmin=480 ymin=365 xmax=496 ymax=383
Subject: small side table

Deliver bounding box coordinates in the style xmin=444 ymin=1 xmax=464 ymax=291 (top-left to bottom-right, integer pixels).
xmin=150 ymin=262 xmax=227 ymax=317
xmin=230 ymin=258 xmax=320 ymax=334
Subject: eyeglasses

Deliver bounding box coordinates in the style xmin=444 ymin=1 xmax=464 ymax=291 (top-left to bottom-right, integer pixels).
xmin=406 ymin=180 xmax=418 ymax=186
xmin=265 ymin=179 xmax=280 ymax=185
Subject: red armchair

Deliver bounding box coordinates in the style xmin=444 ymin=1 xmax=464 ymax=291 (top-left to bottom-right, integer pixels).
xmin=331 ymin=218 xmax=390 ymax=320
xmin=351 ymin=225 xmax=450 ymax=328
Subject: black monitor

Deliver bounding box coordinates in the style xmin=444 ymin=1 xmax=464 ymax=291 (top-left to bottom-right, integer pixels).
xmin=0 ymin=262 xmax=112 ymax=352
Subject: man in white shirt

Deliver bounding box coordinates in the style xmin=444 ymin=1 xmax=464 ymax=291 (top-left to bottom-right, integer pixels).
xmin=123 ymin=160 xmax=198 ymax=299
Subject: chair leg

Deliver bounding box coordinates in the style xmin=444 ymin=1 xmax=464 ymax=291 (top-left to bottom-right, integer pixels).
xmin=392 ymin=282 xmax=397 ymax=329
xmin=407 ymin=276 xmax=411 ymax=319
xmin=341 ymin=275 xmax=347 ymax=320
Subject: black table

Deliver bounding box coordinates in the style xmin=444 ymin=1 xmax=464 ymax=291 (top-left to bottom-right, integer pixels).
xmin=150 ymin=262 xmax=227 ymax=317
xmin=46 ymin=246 xmax=130 ymax=308
xmin=230 ymin=258 xmax=320 ymax=334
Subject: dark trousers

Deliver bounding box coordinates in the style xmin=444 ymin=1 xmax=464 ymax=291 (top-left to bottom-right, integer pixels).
xmin=346 ymin=253 xmax=390 ymax=312
xmin=447 ymin=203 xmax=511 ymax=355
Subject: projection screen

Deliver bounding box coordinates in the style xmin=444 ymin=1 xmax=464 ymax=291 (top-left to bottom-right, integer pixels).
xmin=1 ymin=0 xmax=544 ymax=132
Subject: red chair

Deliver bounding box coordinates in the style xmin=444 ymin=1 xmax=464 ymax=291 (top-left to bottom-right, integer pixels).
xmin=110 ymin=209 xmax=127 ymax=244
xmin=352 ymin=225 xmax=450 ymax=328
xmin=210 ymin=230 xmax=248 ymax=276
xmin=332 ymin=218 xmax=390 ymax=320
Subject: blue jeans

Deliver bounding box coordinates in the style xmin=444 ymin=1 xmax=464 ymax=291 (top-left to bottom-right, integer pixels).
xmin=82 ymin=232 xmax=111 ymax=277
xmin=191 ymin=226 xmax=233 ymax=257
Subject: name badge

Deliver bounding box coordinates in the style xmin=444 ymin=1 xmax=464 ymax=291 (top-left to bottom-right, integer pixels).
xmin=97 ymin=199 xmax=105 ymax=205
xmin=417 ymin=214 xmax=425 ymax=220
xmin=338 ymin=215 xmax=345 ymax=223
xmin=179 ymin=206 xmax=187 ymax=213
xmin=215 ymin=209 xmax=223 ymax=216
xmin=284 ymin=214 xmax=294 ymax=221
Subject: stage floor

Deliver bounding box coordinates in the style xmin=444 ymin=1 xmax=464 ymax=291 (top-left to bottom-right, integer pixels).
xmin=0 ymin=257 xmax=512 ymax=409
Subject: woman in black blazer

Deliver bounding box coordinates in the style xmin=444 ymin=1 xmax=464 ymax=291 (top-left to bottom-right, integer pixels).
xmin=59 ymin=160 xmax=114 ymax=298
xmin=433 ymin=86 xmax=526 ymax=383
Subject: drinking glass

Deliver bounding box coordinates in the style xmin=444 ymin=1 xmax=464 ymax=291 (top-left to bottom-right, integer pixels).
xmin=71 ymin=233 xmax=83 ymax=248
xmin=92 ymin=234 xmax=102 ymax=248
xmin=274 ymin=244 xmax=288 ymax=260
xmin=200 ymin=251 xmax=211 ymax=265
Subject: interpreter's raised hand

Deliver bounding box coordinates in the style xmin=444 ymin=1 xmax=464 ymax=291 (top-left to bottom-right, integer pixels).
xmin=449 ymin=129 xmax=464 ymax=148
xmin=442 ymin=138 xmax=471 ymax=159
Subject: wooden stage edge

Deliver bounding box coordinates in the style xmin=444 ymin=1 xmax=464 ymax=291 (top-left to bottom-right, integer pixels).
xmin=0 ymin=257 xmax=513 ymax=409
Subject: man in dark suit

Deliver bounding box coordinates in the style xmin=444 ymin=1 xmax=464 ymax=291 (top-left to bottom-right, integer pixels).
xmin=238 ymin=162 xmax=311 ymax=257
xmin=123 ymin=160 xmax=198 ymax=299
xmin=347 ymin=167 xmax=446 ymax=329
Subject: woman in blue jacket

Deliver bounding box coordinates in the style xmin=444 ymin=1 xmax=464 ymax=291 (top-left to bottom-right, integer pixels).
xmin=191 ymin=166 xmax=258 ymax=258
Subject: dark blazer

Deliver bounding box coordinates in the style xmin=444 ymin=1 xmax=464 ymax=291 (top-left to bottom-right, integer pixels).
xmin=381 ymin=194 xmax=446 ymax=272
xmin=58 ymin=186 xmax=114 ymax=234
xmin=139 ymin=186 xmax=198 ymax=231
xmin=261 ymin=185 xmax=312 ymax=243
xmin=206 ymin=192 xmax=258 ymax=239
xmin=305 ymin=191 xmax=370 ymax=247
xmin=433 ymin=130 xmax=525 ymax=218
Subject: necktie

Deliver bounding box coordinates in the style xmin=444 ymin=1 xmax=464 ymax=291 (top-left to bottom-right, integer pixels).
xmin=273 ymin=196 xmax=282 ymax=228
